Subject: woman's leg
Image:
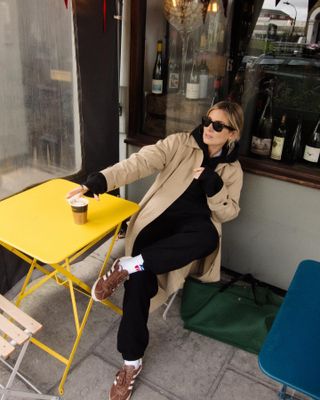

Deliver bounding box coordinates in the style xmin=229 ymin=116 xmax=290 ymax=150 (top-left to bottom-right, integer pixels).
xmin=117 ymin=270 xmax=158 ymax=360
xmin=116 ymin=217 xmax=166 ymax=360
xmin=140 ymin=218 xmax=219 ymax=275
xmin=117 ymin=216 xmax=218 ymax=359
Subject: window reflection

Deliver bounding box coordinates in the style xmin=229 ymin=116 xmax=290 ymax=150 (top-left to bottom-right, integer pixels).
xmin=143 ymin=0 xmax=233 ymax=138
xmin=0 ymin=0 xmax=81 ymax=200
xmin=236 ymin=0 xmax=320 ymax=165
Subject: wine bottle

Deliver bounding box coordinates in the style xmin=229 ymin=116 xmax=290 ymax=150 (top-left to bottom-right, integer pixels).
xmin=303 ymin=116 xmax=320 ymax=164
xmin=167 ymin=39 xmax=180 ymax=93
xmin=271 ymin=114 xmax=287 ymax=161
xmin=291 ymin=118 xmax=303 ymax=163
xmin=210 ymin=78 xmax=222 ymax=106
xmin=152 ymin=40 xmax=164 ymax=95
xmin=186 ymin=59 xmax=200 ymax=100
xmin=250 ymin=96 xmax=273 ymax=158
xmin=199 ymin=60 xmax=209 ymax=99
xmin=199 ymin=28 xmax=207 ymax=50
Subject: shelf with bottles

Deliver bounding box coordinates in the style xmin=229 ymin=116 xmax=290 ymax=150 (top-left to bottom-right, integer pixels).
xmin=240 ymin=105 xmax=320 ymax=189
xmin=127 ymin=0 xmax=233 ymax=144
xmin=249 ymin=104 xmax=320 ymax=167
xmin=145 ymin=28 xmax=228 ymax=138
xmin=151 ymin=31 xmax=227 ymax=95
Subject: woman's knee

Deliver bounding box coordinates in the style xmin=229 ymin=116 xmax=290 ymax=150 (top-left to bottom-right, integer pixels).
xmin=124 ymin=270 xmax=158 ymax=298
xmin=202 ymin=224 xmax=219 ymax=253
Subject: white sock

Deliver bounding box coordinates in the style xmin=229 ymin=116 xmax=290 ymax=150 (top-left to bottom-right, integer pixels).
xmin=124 ymin=358 xmax=142 ymax=369
xmin=119 ymin=255 xmax=144 ymax=274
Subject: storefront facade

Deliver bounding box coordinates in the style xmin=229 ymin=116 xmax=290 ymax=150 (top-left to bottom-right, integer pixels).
xmin=124 ymin=0 xmax=320 ymax=289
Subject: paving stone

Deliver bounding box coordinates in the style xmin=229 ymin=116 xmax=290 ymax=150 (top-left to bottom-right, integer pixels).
xmin=229 ymin=348 xmax=278 ymax=387
xmin=90 ymin=237 xmax=125 ymax=263
xmin=0 ymin=363 xmax=32 ymax=400
xmin=60 ymin=354 xmax=170 ymax=400
xmin=210 ymin=369 xmax=280 ymax=400
xmin=96 ymin=296 xmax=234 ymax=400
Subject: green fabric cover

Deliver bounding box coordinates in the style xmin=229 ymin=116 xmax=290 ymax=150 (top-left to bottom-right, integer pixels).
xmin=180 ymin=276 xmax=283 ymax=354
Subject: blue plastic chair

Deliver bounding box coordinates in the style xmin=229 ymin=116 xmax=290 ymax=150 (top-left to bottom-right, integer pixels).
xmin=259 ymin=259 xmax=320 ymax=400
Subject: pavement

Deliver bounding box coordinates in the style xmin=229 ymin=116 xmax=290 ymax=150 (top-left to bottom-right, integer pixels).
xmin=1 ymin=238 xmax=310 ymax=400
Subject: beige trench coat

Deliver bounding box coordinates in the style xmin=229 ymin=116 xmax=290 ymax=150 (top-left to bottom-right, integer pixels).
xmin=101 ymin=131 xmax=243 ymax=311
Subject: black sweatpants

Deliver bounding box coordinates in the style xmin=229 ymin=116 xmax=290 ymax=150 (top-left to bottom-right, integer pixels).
xmin=117 ymin=213 xmax=219 ymax=360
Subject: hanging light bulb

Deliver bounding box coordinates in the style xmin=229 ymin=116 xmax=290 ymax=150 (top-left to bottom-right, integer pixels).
xmin=208 ymin=0 xmax=218 ymax=13
xmin=172 ymin=0 xmax=177 ymax=7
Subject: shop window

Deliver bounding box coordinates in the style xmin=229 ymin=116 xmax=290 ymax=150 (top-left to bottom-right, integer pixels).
xmin=128 ymin=0 xmax=235 ymax=144
xmin=233 ymin=0 xmax=320 ymax=188
xmin=128 ymin=0 xmax=320 ymax=189
xmin=0 ymin=0 xmax=81 ymax=200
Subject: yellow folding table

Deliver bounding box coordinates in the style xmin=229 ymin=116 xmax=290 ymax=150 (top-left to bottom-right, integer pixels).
xmin=0 ymin=178 xmax=139 ymax=395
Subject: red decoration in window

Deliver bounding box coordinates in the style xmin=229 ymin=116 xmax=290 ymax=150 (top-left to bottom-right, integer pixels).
xmin=103 ymin=0 xmax=107 ymax=31
xmin=63 ymin=0 xmax=107 ymax=32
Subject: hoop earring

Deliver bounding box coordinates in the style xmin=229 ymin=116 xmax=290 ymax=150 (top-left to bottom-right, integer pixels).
xmin=227 ymin=139 xmax=235 ymax=155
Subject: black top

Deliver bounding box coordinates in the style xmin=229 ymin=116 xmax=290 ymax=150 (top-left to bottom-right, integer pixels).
xmin=162 ymin=125 xmax=239 ymax=219
xmin=82 ymin=126 xmax=239 ymax=221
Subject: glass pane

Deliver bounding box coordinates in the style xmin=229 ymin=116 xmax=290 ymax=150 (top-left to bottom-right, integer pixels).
xmin=0 ymin=0 xmax=81 ymax=200
xmin=143 ymin=0 xmax=233 ymax=138
xmin=238 ymin=0 xmax=320 ymax=165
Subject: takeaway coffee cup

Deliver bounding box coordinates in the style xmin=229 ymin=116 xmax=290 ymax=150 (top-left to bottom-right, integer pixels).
xmin=68 ymin=197 xmax=88 ymax=225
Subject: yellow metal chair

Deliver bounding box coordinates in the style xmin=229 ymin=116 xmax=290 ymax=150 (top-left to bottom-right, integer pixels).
xmin=0 ymin=295 xmax=60 ymax=400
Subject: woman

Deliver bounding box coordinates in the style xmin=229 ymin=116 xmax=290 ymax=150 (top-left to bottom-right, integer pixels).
xmin=67 ymin=101 xmax=244 ymax=400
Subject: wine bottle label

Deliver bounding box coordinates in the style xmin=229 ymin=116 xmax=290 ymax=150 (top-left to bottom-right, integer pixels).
xmin=200 ymin=33 xmax=207 ymax=49
xmin=271 ymin=136 xmax=285 ymax=160
xmin=199 ymin=75 xmax=208 ymax=98
xmin=152 ymin=79 xmax=163 ymax=94
xmin=251 ymin=136 xmax=272 ymax=156
xmin=303 ymin=145 xmax=320 ymax=163
xmin=186 ymin=83 xmax=200 ymax=99
xmin=168 ymin=72 xmax=179 ymax=89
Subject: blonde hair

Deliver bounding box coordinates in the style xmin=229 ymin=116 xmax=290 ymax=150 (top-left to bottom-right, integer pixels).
xmin=207 ymin=101 xmax=244 ymax=141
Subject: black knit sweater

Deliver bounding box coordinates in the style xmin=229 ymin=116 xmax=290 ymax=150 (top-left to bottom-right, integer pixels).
xmin=82 ymin=126 xmax=239 ymax=221
xmin=161 ymin=125 xmax=239 ymax=219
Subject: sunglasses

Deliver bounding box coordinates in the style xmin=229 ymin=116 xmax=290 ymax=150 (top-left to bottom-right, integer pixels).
xmin=202 ymin=116 xmax=235 ymax=132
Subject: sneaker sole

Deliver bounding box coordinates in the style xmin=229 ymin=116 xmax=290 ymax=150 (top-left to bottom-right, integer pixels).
xmin=91 ymin=257 xmax=131 ymax=302
xmin=108 ymin=365 xmax=142 ymax=400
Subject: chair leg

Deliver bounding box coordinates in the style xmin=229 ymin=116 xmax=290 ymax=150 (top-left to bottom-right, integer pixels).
xmin=0 ymin=339 xmax=60 ymax=400
xmin=0 ymin=388 xmax=61 ymax=399
xmin=1 ymin=339 xmax=30 ymax=400
xmin=162 ymin=290 xmax=179 ymax=320
xmin=1 ymin=356 xmax=43 ymax=394
xmin=278 ymin=384 xmax=297 ymax=400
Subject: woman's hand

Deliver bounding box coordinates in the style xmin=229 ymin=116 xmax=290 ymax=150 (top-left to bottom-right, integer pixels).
xmin=193 ymin=167 xmax=205 ymax=179
xmin=66 ymin=185 xmax=100 ymax=201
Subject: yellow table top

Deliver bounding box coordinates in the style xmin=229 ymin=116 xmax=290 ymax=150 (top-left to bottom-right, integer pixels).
xmin=0 ymin=179 xmax=139 ymax=264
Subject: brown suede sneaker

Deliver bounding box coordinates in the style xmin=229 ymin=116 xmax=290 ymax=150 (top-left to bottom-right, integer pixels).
xmin=109 ymin=364 xmax=142 ymax=400
xmin=91 ymin=259 xmax=128 ymax=302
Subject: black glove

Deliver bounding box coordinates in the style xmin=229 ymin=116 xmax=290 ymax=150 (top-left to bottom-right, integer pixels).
xmin=82 ymin=172 xmax=107 ymax=197
xmin=197 ymin=168 xmax=223 ymax=197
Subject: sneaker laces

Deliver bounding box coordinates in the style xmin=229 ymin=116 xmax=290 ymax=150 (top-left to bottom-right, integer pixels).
xmin=116 ymin=366 xmax=134 ymax=386
xmin=104 ymin=264 xmax=127 ymax=285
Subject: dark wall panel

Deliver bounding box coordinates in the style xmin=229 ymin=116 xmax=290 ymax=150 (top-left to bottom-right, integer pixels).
xmin=75 ymin=0 xmax=119 ymax=175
